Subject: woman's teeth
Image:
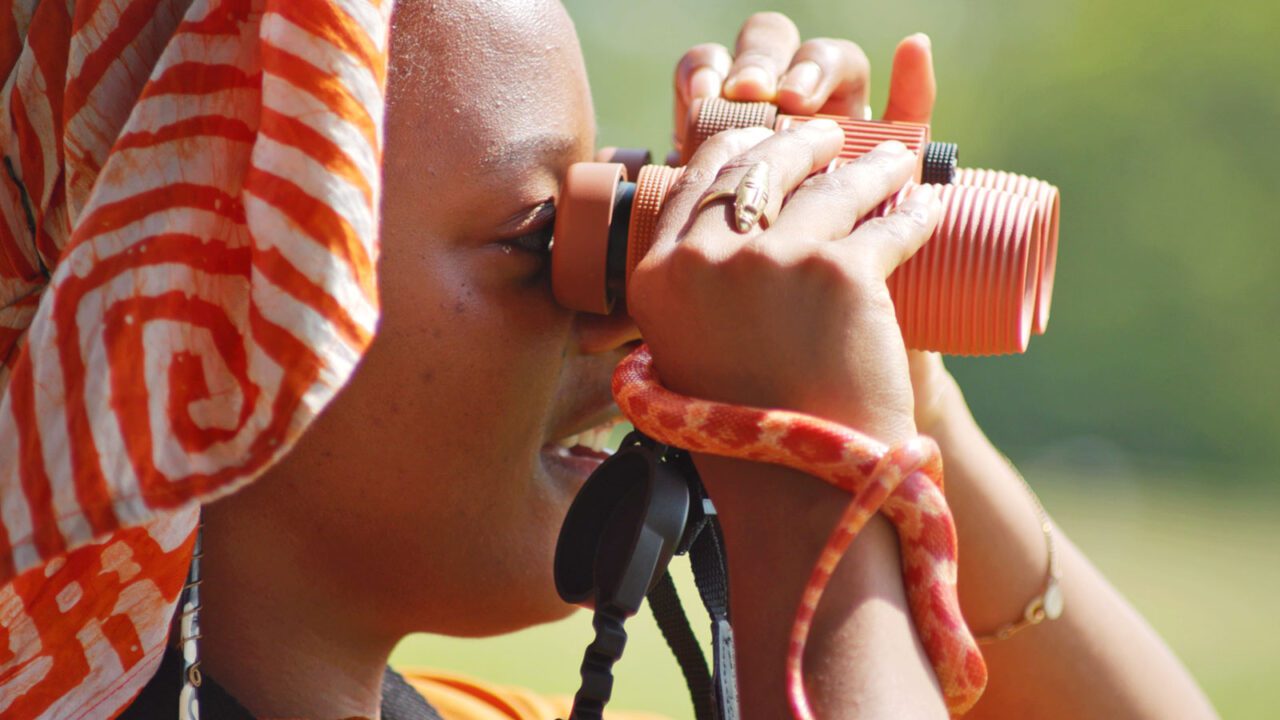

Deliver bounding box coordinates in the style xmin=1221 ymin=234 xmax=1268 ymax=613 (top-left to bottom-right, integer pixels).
xmin=556 ymin=424 xmax=616 ymax=453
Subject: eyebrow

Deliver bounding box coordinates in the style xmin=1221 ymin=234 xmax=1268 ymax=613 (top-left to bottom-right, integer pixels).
xmin=474 ymin=132 xmax=582 ymax=174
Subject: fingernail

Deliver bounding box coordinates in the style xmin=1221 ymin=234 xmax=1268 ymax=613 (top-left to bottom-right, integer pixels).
xmin=906 ymin=184 xmax=936 ymax=205
xmin=779 ymin=60 xmax=821 ymax=98
xmin=877 ymin=140 xmax=910 ymax=155
xmin=911 ymin=32 xmax=932 ymax=48
xmin=725 ymin=65 xmax=774 ymax=96
xmin=903 ymin=184 xmax=937 ymax=222
xmin=689 ymin=67 xmax=721 ymax=98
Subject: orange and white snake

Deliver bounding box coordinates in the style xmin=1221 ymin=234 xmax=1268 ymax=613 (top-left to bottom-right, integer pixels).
xmin=614 ymin=345 xmax=988 ymax=718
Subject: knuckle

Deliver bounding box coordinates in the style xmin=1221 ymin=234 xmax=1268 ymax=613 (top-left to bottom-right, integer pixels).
xmin=716 ymin=157 xmax=761 ymax=178
xmin=830 ymin=38 xmax=870 ymax=67
xmin=796 ymin=244 xmax=859 ymax=287
xmin=843 ymin=151 xmax=910 ymax=191
xmin=626 ymin=262 xmax=657 ymax=309
xmin=727 ymin=240 xmax=774 ymax=272
xmin=672 ymin=164 xmax=716 ymax=195
xmin=872 ymin=213 xmax=927 ymax=246
xmin=699 ymin=127 xmax=772 ymax=159
xmin=880 ymin=216 xmax=915 ymax=246
xmin=896 ymin=203 xmax=935 ymax=231
xmin=734 ymin=49 xmax=784 ymax=73
xmin=853 ymin=147 xmax=903 ymax=174
xmin=718 ymin=241 xmax=790 ymax=288
xmin=772 ymin=129 xmax=818 ymax=167
xmin=669 ymin=238 xmax=721 ymax=278
xmin=837 ymin=253 xmax=883 ymax=293
xmin=801 ymin=171 xmax=856 ymax=202
xmin=797 ymin=37 xmax=844 ymax=66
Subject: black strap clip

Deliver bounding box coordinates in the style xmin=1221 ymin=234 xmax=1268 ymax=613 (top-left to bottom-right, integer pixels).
xmin=554 ymin=430 xmax=738 ymax=720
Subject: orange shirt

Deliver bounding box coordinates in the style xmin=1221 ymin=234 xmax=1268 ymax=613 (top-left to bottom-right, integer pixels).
xmin=399 ymin=668 xmax=671 ymax=720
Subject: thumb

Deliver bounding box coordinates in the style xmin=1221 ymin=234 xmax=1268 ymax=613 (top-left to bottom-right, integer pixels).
xmin=882 ymin=33 xmax=936 ymax=124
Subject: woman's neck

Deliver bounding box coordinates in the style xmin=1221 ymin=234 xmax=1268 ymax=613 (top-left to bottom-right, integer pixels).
xmin=196 ymin=494 xmax=398 ymax=719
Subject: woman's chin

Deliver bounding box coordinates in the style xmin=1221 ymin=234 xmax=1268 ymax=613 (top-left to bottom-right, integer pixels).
xmin=437 ymin=594 xmax=582 ymax=639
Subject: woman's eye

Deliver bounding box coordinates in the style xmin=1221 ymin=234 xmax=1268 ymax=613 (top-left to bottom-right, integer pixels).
xmin=504 ymin=224 xmax=554 ymax=255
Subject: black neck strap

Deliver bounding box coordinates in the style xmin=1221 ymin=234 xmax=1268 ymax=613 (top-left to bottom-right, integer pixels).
xmin=651 ymin=451 xmax=738 ymax=720
xmin=559 ymin=432 xmax=739 ymax=720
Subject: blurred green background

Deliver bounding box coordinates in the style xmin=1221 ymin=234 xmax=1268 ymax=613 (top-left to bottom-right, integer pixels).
xmin=393 ymin=1 xmax=1280 ymax=717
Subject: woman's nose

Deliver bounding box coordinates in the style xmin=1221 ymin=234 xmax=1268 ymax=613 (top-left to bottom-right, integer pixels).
xmin=575 ymin=306 xmax=642 ymax=355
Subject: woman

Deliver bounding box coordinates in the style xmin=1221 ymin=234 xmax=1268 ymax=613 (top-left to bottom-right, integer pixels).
xmin=0 ymin=1 xmax=1215 ymax=718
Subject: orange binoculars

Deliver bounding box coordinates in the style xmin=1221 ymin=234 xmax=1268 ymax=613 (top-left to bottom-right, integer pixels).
xmin=552 ymin=98 xmax=1060 ymax=356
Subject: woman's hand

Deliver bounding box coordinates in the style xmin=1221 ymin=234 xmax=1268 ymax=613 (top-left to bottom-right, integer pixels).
xmin=657 ymin=20 xmax=1219 ymax=720
xmin=626 ymin=121 xmax=951 ymax=718
xmin=673 ymin=14 xmax=936 ymax=149
xmin=672 ymin=14 xmax=958 ymax=437
xmin=627 ymin=122 xmax=941 ymax=445
xmin=637 ymin=21 xmax=958 ymax=716
xmin=671 ymin=12 xmax=869 ymax=155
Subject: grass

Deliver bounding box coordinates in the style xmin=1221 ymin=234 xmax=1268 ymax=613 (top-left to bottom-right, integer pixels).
xmin=390 ymin=463 xmax=1279 ymax=718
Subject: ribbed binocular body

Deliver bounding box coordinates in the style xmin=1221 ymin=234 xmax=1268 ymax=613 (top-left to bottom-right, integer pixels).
xmin=552 ymin=99 xmax=1060 ymax=356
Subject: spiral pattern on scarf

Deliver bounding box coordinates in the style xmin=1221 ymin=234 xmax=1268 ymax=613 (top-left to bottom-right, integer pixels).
xmin=0 ymin=1 xmax=392 ymax=717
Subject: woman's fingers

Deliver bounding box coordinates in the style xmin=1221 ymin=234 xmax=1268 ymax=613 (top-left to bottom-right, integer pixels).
xmin=645 ymin=121 xmax=843 ymax=265
xmin=675 ymin=42 xmax=733 ymax=105
xmin=683 ymin=120 xmax=846 ymax=243
xmin=777 ymin=38 xmax=871 ymax=118
xmin=722 ymin=12 xmax=801 ymax=100
xmin=839 ymin=184 xmax=941 ymax=277
xmin=767 ymin=140 xmax=918 ymax=242
xmin=649 ymin=126 xmax=776 ymax=255
xmin=673 ymin=43 xmax=733 ymax=150
xmin=882 ymin=33 xmax=936 ymax=124
xmin=679 ymin=21 xmax=934 ymax=160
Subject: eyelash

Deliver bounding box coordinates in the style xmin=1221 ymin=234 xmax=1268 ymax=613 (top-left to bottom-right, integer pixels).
xmin=504 ymin=222 xmax=554 ymax=256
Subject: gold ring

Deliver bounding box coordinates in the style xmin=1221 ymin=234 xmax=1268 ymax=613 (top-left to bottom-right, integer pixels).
xmin=696 ymin=161 xmax=774 ymax=233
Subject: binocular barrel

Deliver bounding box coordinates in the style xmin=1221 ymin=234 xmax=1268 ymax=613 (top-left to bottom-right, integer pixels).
xmin=552 ymin=99 xmax=1060 ymax=356
xmin=683 ymin=97 xmax=959 ymax=185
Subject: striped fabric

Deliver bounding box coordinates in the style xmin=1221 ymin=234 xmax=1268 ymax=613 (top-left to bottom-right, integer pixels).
xmin=0 ymin=1 xmax=392 ymax=717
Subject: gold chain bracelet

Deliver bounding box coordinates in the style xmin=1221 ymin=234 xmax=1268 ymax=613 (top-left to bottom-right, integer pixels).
xmin=975 ymin=457 xmax=1063 ymax=644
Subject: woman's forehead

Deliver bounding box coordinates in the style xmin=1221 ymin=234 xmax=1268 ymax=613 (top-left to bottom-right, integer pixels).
xmin=386 ymin=0 xmax=593 ymax=173
xmin=390 ymin=0 xmax=576 ymax=84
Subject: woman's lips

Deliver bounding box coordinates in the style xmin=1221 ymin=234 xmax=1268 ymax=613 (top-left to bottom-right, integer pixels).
xmin=540 ymin=418 xmax=620 ymax=487
xmin=540 ymin=443 xmax=610 ymax=486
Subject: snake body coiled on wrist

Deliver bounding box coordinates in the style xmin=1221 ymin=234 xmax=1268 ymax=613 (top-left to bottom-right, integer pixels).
xmin=614 ymin=345 xmax=987 ymax=718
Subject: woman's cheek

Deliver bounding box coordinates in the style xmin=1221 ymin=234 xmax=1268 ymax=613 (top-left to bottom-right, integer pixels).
xmin=425 ymin=268 xmax=570 ymax=435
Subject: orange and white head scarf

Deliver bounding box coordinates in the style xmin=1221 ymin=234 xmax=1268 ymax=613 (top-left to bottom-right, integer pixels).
xmin=0 ymin=1 xmax=391 ymax=717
